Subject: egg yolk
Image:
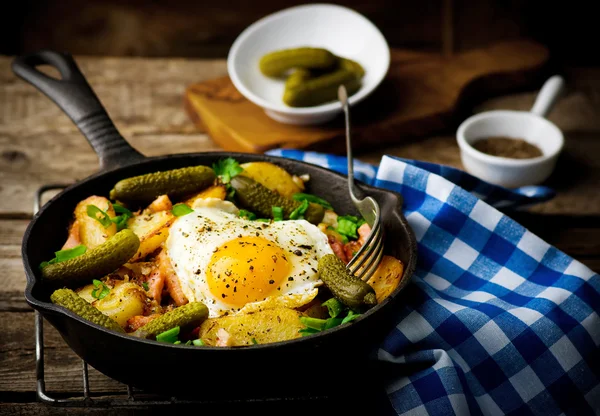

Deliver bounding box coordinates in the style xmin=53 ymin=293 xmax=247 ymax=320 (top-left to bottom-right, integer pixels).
xmin=206 ymin=236 xmax=291 ymax=307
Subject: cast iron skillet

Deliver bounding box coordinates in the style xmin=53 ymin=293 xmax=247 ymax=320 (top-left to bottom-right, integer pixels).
xmin=13 ymin=50 xmax=417 ymax=400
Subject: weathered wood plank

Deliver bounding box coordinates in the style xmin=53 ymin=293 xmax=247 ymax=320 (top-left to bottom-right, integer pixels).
xmin=0 ymin=312 xmax=125 ymax=394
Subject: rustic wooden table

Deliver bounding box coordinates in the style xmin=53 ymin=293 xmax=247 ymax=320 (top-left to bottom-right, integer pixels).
xmin=1 ymin=56 xmax=599 ymax=414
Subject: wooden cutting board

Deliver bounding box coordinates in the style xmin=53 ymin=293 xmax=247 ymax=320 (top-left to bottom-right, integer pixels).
xmin=184 ymin=40 xmax=549 ymax=154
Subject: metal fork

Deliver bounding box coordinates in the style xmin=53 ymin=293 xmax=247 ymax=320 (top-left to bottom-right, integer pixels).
xmin=338 ymin=85 xmax=384 ymax=281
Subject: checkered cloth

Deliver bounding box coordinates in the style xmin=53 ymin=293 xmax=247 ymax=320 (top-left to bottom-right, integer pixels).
xmin=267 ymin=149 xmax=600 ymax=415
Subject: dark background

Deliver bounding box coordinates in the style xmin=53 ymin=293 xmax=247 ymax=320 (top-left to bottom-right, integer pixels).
xmin=1 ymin=0 xmax=598 ymax=66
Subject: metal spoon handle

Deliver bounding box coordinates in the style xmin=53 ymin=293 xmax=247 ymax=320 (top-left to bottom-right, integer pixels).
xmin=338 ymin=85 xmax=356 ymax=200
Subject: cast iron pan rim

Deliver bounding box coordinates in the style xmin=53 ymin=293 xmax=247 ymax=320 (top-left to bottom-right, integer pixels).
xmin=23 ymin=151 xmax=417 ymax=350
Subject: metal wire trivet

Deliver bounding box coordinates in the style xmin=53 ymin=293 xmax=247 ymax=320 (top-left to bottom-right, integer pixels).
xmin=33 ymin=185 xmax=328 ymax=408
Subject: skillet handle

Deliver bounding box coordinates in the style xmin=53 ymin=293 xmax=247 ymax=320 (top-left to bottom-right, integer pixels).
xmin=11 ymin=50 xmax=146 ymax=170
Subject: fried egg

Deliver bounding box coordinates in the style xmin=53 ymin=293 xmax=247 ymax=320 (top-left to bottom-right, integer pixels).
xmin=165 ymin=199 xmax=333 ymax=317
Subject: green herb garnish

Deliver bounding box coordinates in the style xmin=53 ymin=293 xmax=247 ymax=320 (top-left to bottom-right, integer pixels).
xmin=272 ymin=206 xmax=284 ymax=221
xmin=192 ymin=339 xmax=204 ymax=346
xmin=91 ymin=279 xmax=110 ymax=300
xmin=255 ymin=218 xmax=271 ymax=223
xmin=213 ymin=158 xmax=243 ymax=184
xmin=172 ymin=203 xmax=194 ymax=217
xmin=110 ymin=202 xmax=133 ymax=231
xmin=322 ymin=298 xmax=344 ymax=318
xmin=156 ymin=326 xmax=180 ymax=343
xmin=142 ymin=282 xmax=149 ymax=291
xmin=292 ymin=193 xmax=333 ymax=210
xmin=341 ymin=310 xmax=361 ymax=324
xmin=335 ymin=215 xmax=367 ymax=239
xmin=299 ymin=327 xmax=320 ymax=337
xmin=299 ymin=316 xmax=327 ymax=331
xmin=251 ymin=338 xmax=258 ymax=345
xmin=239 ymin=209 xmax=257 ymax=220
xmin=86 ymin=204 xmax=112 ymax=228
xmin=40 ymin=244 xmax=87 ymax=269
xmin=289 ymin=199 xmax=309 ymax=220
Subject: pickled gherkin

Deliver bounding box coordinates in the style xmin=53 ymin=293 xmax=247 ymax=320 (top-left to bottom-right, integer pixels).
xmin=50 ymin=288 xmax=124 ymax=333
xmin=109 ymin=165 xmax=215 ymax=205
xmin=132 ymin=302 xmax=209 ymax=339
xmin=318 ymin=254 xmax=377 ymax=310
xmin=230 ymin=175 xmax=324 ymax=224
xmin=339 ymin=57 xmax=365 ymax=78
xmin=285 ymin=68 xmax=311 ymax=89
xmin=283 ymin=69 xmax=361 ymax=107
xmin=41 ymin=229 xmax=140 ymax=287
xmin=259 ymin=47 xmax=336 ymax=77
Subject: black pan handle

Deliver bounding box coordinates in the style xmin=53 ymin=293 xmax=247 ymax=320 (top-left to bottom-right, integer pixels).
xmin=11 ymin=50 xmax=146 ymax=170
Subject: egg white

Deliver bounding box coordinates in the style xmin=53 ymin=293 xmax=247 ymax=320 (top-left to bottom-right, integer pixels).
xmin=165 ymin=202 xmax=333 ymax=317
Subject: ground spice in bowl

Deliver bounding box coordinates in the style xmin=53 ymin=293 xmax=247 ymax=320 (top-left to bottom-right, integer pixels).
xmin=472 ymin=136 xmax=543 ymax=159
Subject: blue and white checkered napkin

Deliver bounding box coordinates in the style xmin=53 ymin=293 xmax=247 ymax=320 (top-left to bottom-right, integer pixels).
xmin=267 ymin=149 xmax=600 ymax=415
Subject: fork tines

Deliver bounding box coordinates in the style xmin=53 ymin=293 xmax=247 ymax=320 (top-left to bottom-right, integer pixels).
xmin=347 ymin=220 xmax=384 ymax=282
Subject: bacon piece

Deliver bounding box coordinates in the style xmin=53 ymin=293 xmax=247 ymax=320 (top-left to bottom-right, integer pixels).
xmin=126 ymin=314 xmax=159 ymax=332
xmin=343 ymin=241 xmax=362 ymax=262
xmin=61 ymin=220 xmax=82 ymax=250
xmin=328 ymin=235 xmax=348 ymax=263
xmin=158 ymin=250 xmax=188 ymax=306
xmin=357 ymin=223 xmax=371 ymax=246
xmin=145 ymin=266 xmax=165 ymax=304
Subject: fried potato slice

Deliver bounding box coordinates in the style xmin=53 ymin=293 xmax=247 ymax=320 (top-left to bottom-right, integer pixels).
xmin=127 ymin=210 xmax=175 ymax=261
xmin=77 ymin=281 xmax=147 ymax=328
xmin=74 ymin=196 xmax=117 ymax=249
xmin=185 ymin=185 xmax=227 ymax=206
xmin=240 ymin=162 xmax=302 ymax=197
xmin=366 ymin=256 xmax=405 ymax=303
xmin=199 ymin=307 xmax=305 ymax=346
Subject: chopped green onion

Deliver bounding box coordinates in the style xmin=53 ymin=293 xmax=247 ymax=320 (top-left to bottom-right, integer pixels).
xmin=255 ymin=218 xmax=271 ymax=223
xmin=156 ymin=326 xmax=180 ymax=343
xmin=174 ymin=340 xmax=182 ymax=345
xmin=109 ymin=203 xmax=133 ymax=231
xmin=327 ymin=226 xmax=349 ymax=244
xmin=172 ymin=203 xmax=194 ymax=217
xmin=292 ymin=193 xmax=333 ymax=210
xmin=40 ymin=244 xmax=87 ymax=269
xmin=336 ymin=216 xmax=360 ymax=239
xmin=192 ymin=339 xmax=204 ymax=346
xmin=299 ymin=327 xmax=319 ymax=337
xmin=357 ymin=218 xmax=367 ymax=227
xmin=289 ymin=199 xmax=309 ymax=220
xmin=213 ymin=158 xmax=243 ymax=184
xmin=299 ymin=316 xmax=327 ymax=331
xmin=185 ymin=340 xmax=193 ymax=346
xmin=86 ymin=205 xmax=113 ymax=228
xmin=239 ymin=209 xmax=256 ymax=220
xmin=91 ymin=279 xmax=110 ymax=300
xmin=324 ymin=317 xmax=344 ymax=330
xmin=141 ymin=282 xmax=149 ymax=291
xmin=272 ymin=206 xmax=284 ymax=221
xmin=251 ymin=338 xmax=258 ymax=345
xmin=341 ymin=310 xmax=361 ymax=324
xmin=322 ymin=298 xmax=345 ymax=318
xmin=112 ymin=203 xmax=132 ymax=216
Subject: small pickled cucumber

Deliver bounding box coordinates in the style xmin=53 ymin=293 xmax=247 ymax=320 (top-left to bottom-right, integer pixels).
xmin=50 ymin=288 xmax=124 ymax=333
xmin=318 ymin=254 xmax=377 ymax=310
xmin=285 ymin=68 xmax=311 ymax=89
xmin=109 ymin=166 xmax=215 ymax=204
xmin=230 ymin=176 xmax=324 ymax=224
xmin=259 ymin=47 xmax=336 ymax=77
xmin=132 ymin=302 xmax=209 ymax=339
xmin=41 ymin=229 xmax=140 ymax=286
xmin=339 ymin=57 xmax=365 ymax=78
xmin=283 ymin=69 xmax=361 ymax=107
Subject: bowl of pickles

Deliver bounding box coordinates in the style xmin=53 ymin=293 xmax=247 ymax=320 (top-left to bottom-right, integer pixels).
xmin=227 ymin=3 xmax=390 ymax=125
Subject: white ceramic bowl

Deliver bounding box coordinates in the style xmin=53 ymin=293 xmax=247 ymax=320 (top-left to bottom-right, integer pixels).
xmin=456 ymin=76 xmax=565 ymax=188
xmin=227 ymin=3 xmax=390 ymax=125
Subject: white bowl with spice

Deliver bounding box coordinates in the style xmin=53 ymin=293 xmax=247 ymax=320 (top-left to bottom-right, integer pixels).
xmin=227 ymin=3 xmax=390 ymax=125
xmin=456 ymin=75 xmax=565 ymax=188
